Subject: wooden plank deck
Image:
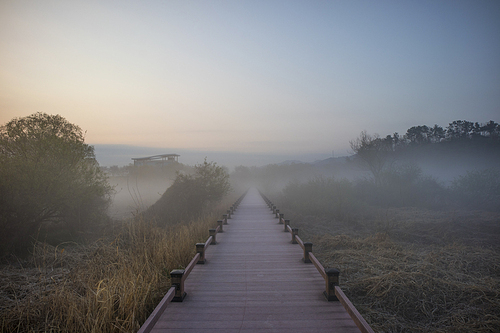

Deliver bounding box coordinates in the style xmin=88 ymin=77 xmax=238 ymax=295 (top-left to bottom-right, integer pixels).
xmin=150 ymin=189 xmax=362 ymax=333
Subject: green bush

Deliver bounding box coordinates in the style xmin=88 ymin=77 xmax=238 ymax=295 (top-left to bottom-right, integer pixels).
xmin=0 ymin=113 xmax=112 ymax=255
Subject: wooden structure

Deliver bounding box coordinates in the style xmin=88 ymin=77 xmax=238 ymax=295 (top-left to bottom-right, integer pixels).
xmin=138 ymin=189 xmax=373 ymax=333
xmin=132 ymin=154 xmax=180 ymax=167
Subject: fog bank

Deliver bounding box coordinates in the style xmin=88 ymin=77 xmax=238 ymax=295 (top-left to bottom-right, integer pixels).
xmin=93 ymin=144 xmax=339 ymax=169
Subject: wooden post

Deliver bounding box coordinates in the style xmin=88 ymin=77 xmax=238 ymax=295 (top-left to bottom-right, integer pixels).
xmin=217 ymin=220 xmax=224 ymax=233
xmin=209 ymin=229 xmax=217 ymax=245
xmin=324 ymin=268 xmax=340 ymax=301
xmin=230 ymin=206 xmax=234 ymax=214
xmin=223 ymin=214 xmax=228 ymax=225
xmin=303 ymin=242 xmax=312 ymax=263
xmin=284 ymin=219 xmax=290 ymax=232
xmin=278 ymin=213 xmax=284 ymax=224
xmin=227 ymin=209 xmax=231 ymax=219
xmin=291 ymin=228 xmax=298 ymax=244
xmin=170 ymin=269 xmax=186 ymax=302
xmin=272 ymin=205 xmax=276 ymax=213
xmin=196 ymin=243 xmax=206 ymax=264
xmin=275 ymin=209 xmax=280 ymax=218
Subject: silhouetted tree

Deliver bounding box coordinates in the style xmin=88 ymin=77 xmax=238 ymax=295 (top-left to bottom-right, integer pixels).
xmin=429 ymin=124 xmax=445 ymax=143
xmin=405 ymin=125 xmax=431 ymax=144
xmin=350 ymin=131 xmax=394 ymax=185
xmin=477 ymin=120 xmax=500 ymax=139
xmin=446 ymin=120 xmax=475 ymax=140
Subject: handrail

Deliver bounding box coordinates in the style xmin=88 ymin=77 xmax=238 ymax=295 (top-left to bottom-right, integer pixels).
xmin=137 ymin=286 xmax=176 ymax=333
xmin=309 ymin=252 xmax=326 ymax=280
xmin=182 ymin=253 xmax=200 ymax=283
xmin=204 ymin=236 xmax=212 ymax=249
xmin=296 ymin=235 xmax=304 ymax=249
xmin=335 ymin=286 xmax=375 ymax=333
xmin=259 ymin=191 xmax=375 ymax=333
xmin=137 ymin=189 xmax=249 ymax=333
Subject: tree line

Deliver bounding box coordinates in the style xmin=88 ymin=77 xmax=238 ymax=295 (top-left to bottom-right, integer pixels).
xmin=388 ymin=120 xmax=499 ymax=146
xmin=350 ymin=120 xmax=499 ymax=164
xmin=350 ymin=120 xmax=499 ymax=185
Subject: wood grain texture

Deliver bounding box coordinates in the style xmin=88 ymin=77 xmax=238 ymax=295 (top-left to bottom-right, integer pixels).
xmin=148 ymin=189 xmax=363 ymax=333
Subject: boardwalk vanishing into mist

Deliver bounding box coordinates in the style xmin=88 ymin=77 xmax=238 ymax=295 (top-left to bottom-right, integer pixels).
xmin=141 ymin=188 xmax=368 ymax=333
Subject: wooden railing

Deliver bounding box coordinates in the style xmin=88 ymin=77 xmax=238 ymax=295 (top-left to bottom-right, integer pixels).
xmin=137 ymin=190 xmax=248 ymax=333
xmin=259 ymin=191 xmax=375 ymax=333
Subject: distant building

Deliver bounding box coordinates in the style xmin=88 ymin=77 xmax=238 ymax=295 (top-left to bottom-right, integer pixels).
xmin=132 ymin=154 xmax=180 ymax=167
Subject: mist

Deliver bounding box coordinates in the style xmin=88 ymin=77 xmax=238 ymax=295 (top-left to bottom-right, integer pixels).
xmin=103 ymin=121 xmax=500 ymax=219
xmin=93 ymin=144 xmax=336 ymax=170
xmin=2 ymin=1 xmax=500 ymax=331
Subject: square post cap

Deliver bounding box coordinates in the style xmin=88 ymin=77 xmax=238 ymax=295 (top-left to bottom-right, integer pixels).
xmin=170 ymin=269 xmax=185 ymax=277
xmin=325 ymin=268 xmax=340 ymax=276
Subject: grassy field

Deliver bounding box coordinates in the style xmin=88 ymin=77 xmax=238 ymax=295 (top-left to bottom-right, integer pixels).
xmin=284 ymin=207 xmax=500 ymax=332
xmin=0 ymin=210 xmax=224 ymax=333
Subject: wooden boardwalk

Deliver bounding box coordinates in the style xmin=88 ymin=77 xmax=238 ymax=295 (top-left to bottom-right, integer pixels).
xmin=149 ymin=189 xmax=363 ymax=332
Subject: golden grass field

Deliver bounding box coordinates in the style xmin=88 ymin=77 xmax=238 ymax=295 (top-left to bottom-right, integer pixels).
xmin=0 ymin=209 xmax=226 ymax=333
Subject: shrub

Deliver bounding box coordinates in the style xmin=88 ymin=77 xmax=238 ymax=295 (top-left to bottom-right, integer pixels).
xmin=145 ymin=159 xmax=231 ymax=226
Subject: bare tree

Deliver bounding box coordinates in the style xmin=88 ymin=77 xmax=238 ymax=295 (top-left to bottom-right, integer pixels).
xmin=350 ymin=131 xmax=394 ymax=185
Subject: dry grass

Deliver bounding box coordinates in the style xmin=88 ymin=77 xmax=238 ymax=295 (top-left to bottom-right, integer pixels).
xmin=0 ymin=213 xmax=220 ymax=333
xmin=288 ymin=209 xmax=500 ymax=333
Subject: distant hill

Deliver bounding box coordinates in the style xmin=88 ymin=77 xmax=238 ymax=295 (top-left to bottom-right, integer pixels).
xmin=276 ymin=160 xmax=304 ymax=165
xmin=313 ymin=156 xmax=349 ymax=166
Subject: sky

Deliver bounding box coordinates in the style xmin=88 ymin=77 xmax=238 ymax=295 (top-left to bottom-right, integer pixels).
xmin=1 ymin=0 xmax=499 ymax=167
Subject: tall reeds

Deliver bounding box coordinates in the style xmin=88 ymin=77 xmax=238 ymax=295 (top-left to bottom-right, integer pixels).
xmin=1 ymin=213 xmax=218 ymax=333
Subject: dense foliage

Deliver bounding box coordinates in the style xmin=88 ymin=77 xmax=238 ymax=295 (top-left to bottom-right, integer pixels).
xmin=145 ymin=159 xmax=231 ymax=226
xmin=0 ymin=113 xmax=112 ymax=254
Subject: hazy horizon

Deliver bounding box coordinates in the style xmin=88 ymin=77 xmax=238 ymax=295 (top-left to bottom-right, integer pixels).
xmin=2 ymin=1 xmax=499 ymax=157
xmin=93 ymin=143 xmax=340 ymax=169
